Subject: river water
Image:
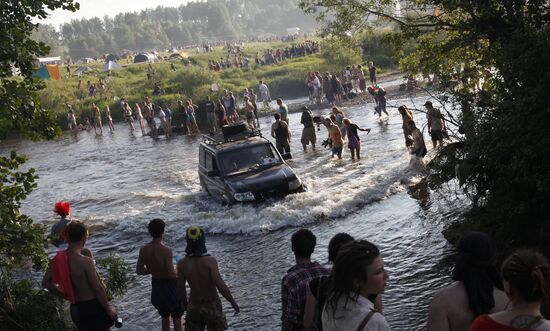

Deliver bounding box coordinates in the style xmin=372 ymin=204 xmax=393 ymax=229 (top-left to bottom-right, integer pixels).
xmin=2 ymin=94 xmax=465 ymax=330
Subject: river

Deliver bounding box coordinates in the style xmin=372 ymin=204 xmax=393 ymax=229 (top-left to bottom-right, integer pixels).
xmin=2 ymin=94 xmax=465 ymax=330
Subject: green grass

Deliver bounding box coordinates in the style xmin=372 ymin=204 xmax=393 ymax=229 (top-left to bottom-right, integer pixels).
xmin=39 ymin=39 xmax=394 ymax=129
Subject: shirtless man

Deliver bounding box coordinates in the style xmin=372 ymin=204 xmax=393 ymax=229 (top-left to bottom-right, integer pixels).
xmin=136 ymin=219 xmax=183 ymax=331
xmin=177 ymin=226 xmax=239 ymax=331
xmin=91 ymin=103 xmax=103 ymax=135
xmin=43 ymin=221 xmax=116 ymax=330
xmin=325 ymin=118 xmax=345 ymax=159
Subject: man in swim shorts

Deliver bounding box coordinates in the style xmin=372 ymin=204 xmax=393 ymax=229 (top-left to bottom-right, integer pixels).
xmin=42 ymin=221 xmax=117 ymax=330
xmin=177 ymin=226 xmax=240 ymax=331
xmin=137 ymin=219 xmax=183 ymax=331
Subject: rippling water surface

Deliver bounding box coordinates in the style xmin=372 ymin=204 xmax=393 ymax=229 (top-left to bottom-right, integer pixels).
xmin=2 ymin=95 xmax=466 ymax=330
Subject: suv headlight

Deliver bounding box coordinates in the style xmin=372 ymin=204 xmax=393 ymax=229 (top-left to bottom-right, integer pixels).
xmin=234 ymin=191 xmax=255 ymax=202
xmin=288 ymin=178 xmax=302 ymax=191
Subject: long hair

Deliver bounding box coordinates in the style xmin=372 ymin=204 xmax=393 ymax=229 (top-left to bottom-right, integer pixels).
xmin=325 ymin=240 xmax=380 ymax=319
xmin=502 ymin=249 xmax=550 ymax=302
xmin=452 ymin=232 xmax=502 ymax=316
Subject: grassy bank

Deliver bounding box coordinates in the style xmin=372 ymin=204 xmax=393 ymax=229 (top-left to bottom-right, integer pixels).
xmin=38 ymin=39 xmax=394 ymax=130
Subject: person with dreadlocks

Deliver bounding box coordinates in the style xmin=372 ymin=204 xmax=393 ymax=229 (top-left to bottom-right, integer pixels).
xmin=177 ymin=226 xmax=239 ymax=331
xmin=427 ymin=232 xmax=508 ymax=331
xmin=50 ymin=201 xmax=72 ymax=248
xmin=322 ymin=240 xmax=391 ymax=331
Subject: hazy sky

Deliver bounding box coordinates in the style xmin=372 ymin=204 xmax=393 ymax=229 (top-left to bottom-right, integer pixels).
xmin=41 ymin=0 xmax=190 ymax=28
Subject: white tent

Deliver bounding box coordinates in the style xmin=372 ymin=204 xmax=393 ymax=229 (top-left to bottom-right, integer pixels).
xmin=102 ymin=61 xmax=121 ymax=72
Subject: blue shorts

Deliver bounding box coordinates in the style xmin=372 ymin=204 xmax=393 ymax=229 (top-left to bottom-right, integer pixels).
xmin=332 ymin=145 xmax=343 ymax=158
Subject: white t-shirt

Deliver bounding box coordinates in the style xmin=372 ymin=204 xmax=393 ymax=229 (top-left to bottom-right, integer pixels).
xmin=322 ymin=293 xmax=392 ymax=331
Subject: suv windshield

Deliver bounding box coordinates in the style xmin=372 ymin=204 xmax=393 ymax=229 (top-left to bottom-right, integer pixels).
xmin=219 ymin=143 xmax=282 ymax=175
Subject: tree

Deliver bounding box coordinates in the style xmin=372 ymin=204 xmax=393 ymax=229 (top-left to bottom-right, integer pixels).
xmin=1 ymin=0 xmax=79 ymax=140
xmin=299 ymin=0 xmax=550 ymax=255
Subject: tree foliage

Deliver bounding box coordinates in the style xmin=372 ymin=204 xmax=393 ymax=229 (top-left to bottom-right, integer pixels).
xmin=1 ymin=0 xmax=78 ymax=140
xmin=300 ymin=0 xmax=550 ymax=253
xmin=32 ymin=0 xmax=318 ymax=60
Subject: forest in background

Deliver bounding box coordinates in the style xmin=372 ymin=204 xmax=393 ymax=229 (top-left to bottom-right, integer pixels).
xmin=32 ymin=0 xmax=319 ymax=60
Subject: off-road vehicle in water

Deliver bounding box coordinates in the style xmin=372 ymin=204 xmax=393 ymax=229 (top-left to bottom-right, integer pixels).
xmin=198 ymin=123 xmax=305 ymax=204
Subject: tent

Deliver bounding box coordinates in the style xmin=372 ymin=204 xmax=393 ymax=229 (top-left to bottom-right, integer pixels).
xmin=32 ymin=64 xmax=62 ymax=80
xmin=102 ymin=61 xmax=121 ymax=72
xmin=134 ymin=53 xmax=151 ymax=63
xmin=75 ymin=66 xmax=93 ymax=74
xmin=105 ymin=54 xmax=119 ymax=62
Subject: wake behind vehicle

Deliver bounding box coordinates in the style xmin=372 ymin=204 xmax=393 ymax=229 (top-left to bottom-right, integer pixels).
xmin=198 ymin=123 xmax=305 ymax=204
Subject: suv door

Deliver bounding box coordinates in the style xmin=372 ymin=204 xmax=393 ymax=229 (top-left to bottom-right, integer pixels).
xmin=203 ymin=150 xmax=225 ymax=202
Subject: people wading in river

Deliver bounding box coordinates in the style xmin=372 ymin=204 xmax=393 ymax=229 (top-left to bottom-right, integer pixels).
xmin=343 ymin=118 xmax=371 ymax=160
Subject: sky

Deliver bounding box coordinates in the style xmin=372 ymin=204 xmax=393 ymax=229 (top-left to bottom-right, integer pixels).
xmin=41 ymin=0 xmax=190 ymax=28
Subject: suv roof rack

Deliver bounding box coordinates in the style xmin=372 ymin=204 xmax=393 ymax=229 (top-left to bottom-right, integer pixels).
xmin=202 ymin=128 xmax=263 ymax=146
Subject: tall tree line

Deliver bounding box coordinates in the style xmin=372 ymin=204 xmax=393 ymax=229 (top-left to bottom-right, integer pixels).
xmin=35 ymin=0 xmax=318 ymax=59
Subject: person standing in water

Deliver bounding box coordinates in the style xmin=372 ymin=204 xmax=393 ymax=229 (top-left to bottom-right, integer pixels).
xmin=91 ymin=103 xmax=103 ymax=135
xmin=136 ymin=219 xmax=183 ymax=331
xmin=300 ymin=106 xmax=316 ymax=152
xmin=343 ymin=118 xmax=371 ymax=160
xmin=122 ymin=101 xmax=135 ymax=133
xmin=135 ymin=103 xmax=146 ymax=136
xmin=325 ymin=117 xmax=345 ymax=160
xmin=104 ymin=105 xmax=115 ymax=133
xmin=177 ymin=226 xmax=240 ymax=331
xmin=398 ymin=105 xmax=414 ymax=147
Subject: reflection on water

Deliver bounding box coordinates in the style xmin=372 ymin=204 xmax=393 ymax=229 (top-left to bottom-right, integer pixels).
xmin=1 ymin=95 xmax=464 ymax=330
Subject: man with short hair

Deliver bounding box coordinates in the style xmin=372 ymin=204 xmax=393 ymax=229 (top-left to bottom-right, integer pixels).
xmin=137 ymin=219 xmax=183 ymax=331
xmin=281 ymin=229 xmax=329 ymax=331
xmin=300 ymin=106 xmax=316 ymax=152
xmin=325 ymin=118 xmax=345 ymax=159
xmin=276 ymin=99 xmax=289 ymax=124
xmin=42 ymin=221 xmax=117 ymax=331
xmin=425 ymin=101 xmax=446 ymax=148
xmin=258 ymin=80 xmax=271 ymax=108
xmin=271 ymin=113 xmax=291 ymax=155
xmin=177 ymin=226 xmax=239 ymax=331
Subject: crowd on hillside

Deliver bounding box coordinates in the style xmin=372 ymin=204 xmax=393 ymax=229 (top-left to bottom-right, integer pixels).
xmin=43 ymin=202 xmax=550 ymax=330
xmin=207 ymin=40 xmax=320 ymax=71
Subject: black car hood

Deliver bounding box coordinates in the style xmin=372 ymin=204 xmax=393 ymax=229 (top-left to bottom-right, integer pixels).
xmin=225 ymin=164 xmax=296 ymax=192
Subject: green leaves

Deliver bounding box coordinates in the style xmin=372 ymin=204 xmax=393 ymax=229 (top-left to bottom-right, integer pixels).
xmin=0 ymin=151 xmax=48 ymax=271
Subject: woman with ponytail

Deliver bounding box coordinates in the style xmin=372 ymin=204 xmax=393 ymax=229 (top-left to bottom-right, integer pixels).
xmin=427 ymin=232 xmax=508 ymax=331
xmin=321 ymin=240 xmax=391 ymax=331
xmin=469 ymin=249 xmax=550 ymax=330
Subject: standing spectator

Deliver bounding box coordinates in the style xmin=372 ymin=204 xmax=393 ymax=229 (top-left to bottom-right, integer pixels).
xmin=325 ymin=118 xmax=345 ymax=160
xmin=136 ymin=219 xmax=183 ymax=331
xmin=123 ymin=101 xmax=135 ymax=133
xmin=66 ymin=104 xmax=77 ymax=131
xmin=104 ymin=105 xmax=115 ymax=133
xmin=300 ymin=106 xmax=316 ymax=152
xmin=42 ymin=221 xmax=117 ymax=331
xmin=281 ymin=229 xmax=329 ymax=331
xmin=271 ymin=113 xmax=291 ymax=156
xmin=156 ymin=106 xmax=168 ymax=137
xmin=344 ymin=118 xmax=371 ymax=160
xmin=177 ymin=226 xmax=240 ymax=330
xmin=398 ymin=105 xmax=414 ymax=147
xmin=258 ymin=80 xmax=272 ymax=109
xmin=185 ymin=100 xmax=199 ymax=135
xmin=276 ymin=99 xmax=289 ymax=124
xmin=163 ymin=106 xmax=172 ymax=138
xmin=469 ymin=249 xmax=550 ymax=331
xmin=368 ymin=61 xmax=377 ymax=86
xmin=248 ymin=89 xmax=259 ymax=127
xmin=408 ymin=121 xmax=427 ymax=168
xmin=215 ymin=100 xmax=227 ymax=128
xmin=322 ymin=240 xmax=390 ymax=331
xmin=177 ymin=100 xmax=188 ymax=135
xmin=357 ymin=65 xmax=366 ymax=93
xmin=204 ymin=96 xmax=217 ymax=133
xmin=91 ymin=103 xmax=103 ymax=135
xmin=135 ymin=103 xmax=146 ymax=136
xmin=425 ymin=101 xmax=446 ymax=149
xmin=427 ymin=232 xmax=508 ymax=331
xmin=244 ymin=96 xmax=256 ymax=129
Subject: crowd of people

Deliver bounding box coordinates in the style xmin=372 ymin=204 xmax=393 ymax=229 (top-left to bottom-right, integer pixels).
xmin=42 ymin=201 xmax=550 ymax=331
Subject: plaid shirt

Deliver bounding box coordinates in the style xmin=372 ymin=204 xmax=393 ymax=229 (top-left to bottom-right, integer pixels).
xmin=281 ymin=262 xmax=329 ymax=329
